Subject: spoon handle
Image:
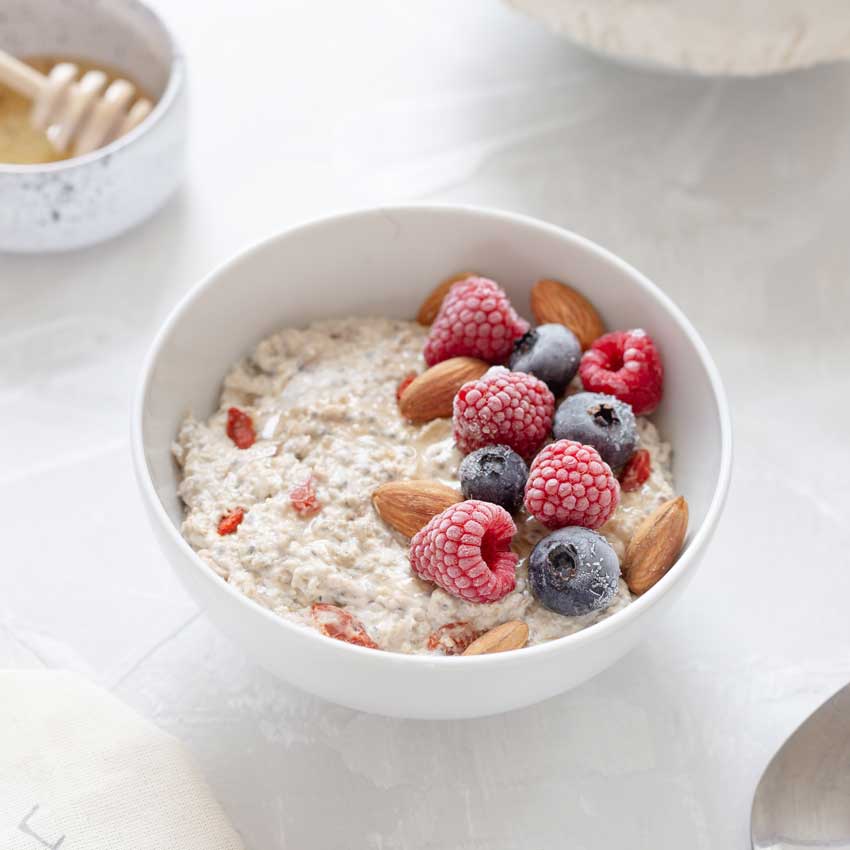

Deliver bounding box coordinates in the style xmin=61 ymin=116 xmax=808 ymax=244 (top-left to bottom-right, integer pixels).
xmin=0 ymin=49 xmax=45 ymax=99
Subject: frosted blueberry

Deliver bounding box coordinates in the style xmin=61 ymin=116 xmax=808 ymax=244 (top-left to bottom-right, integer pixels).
xmin=508 ymin=323 xmax=581 ymax=396
xmin=553 ymin=391 xmax=637 ymax=472
xmin=459 ymin=445 xmax=528 ymax=514
xmin=528 ymin=527 xmax=620 ymax=616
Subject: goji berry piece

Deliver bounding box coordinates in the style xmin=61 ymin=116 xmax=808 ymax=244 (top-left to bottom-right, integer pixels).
xmin=427 ymin=621 xmax=482 ymax=655
xmin=396 ymin=372 xmax=417 ymax=402
xmin=217 ymin=507 xmax=244 ymax=535
xmin=290 ymin=475 xmax=321 ymax=517
xmin=226 ymin=406 xmax=256 ymax=449
xmin=311 ymin=603 xmax=378 ymax=649
xmin=620 ymin=448 xmax=651 ymax=492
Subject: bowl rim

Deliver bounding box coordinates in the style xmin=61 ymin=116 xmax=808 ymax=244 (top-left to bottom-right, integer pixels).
xmin=0 ymin=0 xmax=185 ymax=175
xmin=131 ymin=203 xmax=733 ymax=668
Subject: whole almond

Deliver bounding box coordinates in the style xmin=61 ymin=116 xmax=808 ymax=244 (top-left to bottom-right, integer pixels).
xmin=530 ymin=278 xmax=605 ymax=350
xmin=416 ymin=271 xmax=478 ymax=325
xmin=372 ymin=480 xmax=462 ymax=538
xmin=462 ymin=620 xmax=529 ymax=656
xmin=399 ymin=356 xmax=489 ymax=421
xmin=623 ymin=496 xmax=689 ymax=595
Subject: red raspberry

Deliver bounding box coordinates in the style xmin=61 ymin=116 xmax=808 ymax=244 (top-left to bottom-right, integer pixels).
xmin=217 ymin=507 xmax=244 ymax=535
xmin=453 ymin=367 xmax=554 ymax=459
xmin=226 ymin=407 xmax=256 ymax=449
xmin=619 ymin=448 xmax=651 ymax=492
xmin=423 ymin=277 xmax=529 ymax=366
xmin=311 ymin=603 xmax=379 ymax=649
xmin=524 ymin=440 xmax=620 ymax=529
xmin=410 ymin=500 xmax=518 ymax=603
xmin=579 ymin=329 xmax=663 ymax=415
xmin=290 ymin=475 xmax=321 ymax=516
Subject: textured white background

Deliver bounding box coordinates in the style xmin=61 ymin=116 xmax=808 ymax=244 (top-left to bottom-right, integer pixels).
xmin=2 ymin=1 xmax=850 ymax=848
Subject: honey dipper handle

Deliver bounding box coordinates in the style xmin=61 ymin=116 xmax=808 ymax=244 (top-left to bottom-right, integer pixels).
xmin=0 ymin=49 xmax=45 ymax=100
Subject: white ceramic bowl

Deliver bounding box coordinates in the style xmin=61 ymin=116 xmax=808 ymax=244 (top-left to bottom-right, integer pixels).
xmin=0 ymin=0 xmax=186 ymax=253
xmin=508 ymin=0 xmax=850 ymax=77
xmin=132 ymin=205 xmax=732 ymax=719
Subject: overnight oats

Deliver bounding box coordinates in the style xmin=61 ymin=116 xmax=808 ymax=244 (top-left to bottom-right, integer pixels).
xmin=174 ymin=275 xmax=688 ymax=655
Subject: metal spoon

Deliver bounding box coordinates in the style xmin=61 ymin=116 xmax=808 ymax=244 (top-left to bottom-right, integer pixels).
xmin=751 ymin=682 xmax=850 ymax=849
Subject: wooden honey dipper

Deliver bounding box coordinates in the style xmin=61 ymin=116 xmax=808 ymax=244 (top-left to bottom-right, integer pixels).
xmin=0 ymin=49 xmax=153 ymax=157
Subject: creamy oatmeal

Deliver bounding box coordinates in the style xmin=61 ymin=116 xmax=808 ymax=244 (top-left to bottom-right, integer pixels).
xmin=174 ymin=317 xmax=674 ymax=654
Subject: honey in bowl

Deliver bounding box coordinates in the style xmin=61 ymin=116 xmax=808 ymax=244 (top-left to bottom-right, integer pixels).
xmin=0 ymin=56 xmax=153 ymax=165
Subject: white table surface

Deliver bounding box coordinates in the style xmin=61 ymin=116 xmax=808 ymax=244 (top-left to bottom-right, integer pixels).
xmin=3 ymin=2 xmax=850 ymax=847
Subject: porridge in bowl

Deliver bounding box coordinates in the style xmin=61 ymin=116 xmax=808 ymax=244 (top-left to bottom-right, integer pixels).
xmin=174 ymin=275 xmax=686 ymax=655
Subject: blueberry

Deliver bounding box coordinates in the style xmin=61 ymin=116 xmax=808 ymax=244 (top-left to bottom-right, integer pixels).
xmin=508 ymin=323 xmax=581 ymax=396
xmin=459 ymin=445 xmax=528 ymax=513
xmin=553 ymin=391 xmax=637 ymax=472
xmin=528 ymin=527 xmax=620 ymax=616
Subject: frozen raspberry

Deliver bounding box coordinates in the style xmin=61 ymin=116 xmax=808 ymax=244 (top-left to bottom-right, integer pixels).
xmin=226 ymin=407 xmax=256 ymax=449
xmin=217 ymin=507 xmax=244 ymax=535
xmin=410 ymin=500 xmax=518 ymax=604
xmin=579 ymin=329 xmax=663 ymax=415
xmin=524 ymin=440 xmax=620 ymax=530
xmin=311 ymin=603 xmax=378 ymax=649
xmin=427 ymin=621 xmax=483 ymax=655
xmin=453 ymin=367 xmax=555 ymax=459
xmin=423 ymin=277 xmax=529 ymax=366
xmin=619 ymin=448 xmax=651 ymax=492
xmin=290 ymin=475 xmax=321 ymax=516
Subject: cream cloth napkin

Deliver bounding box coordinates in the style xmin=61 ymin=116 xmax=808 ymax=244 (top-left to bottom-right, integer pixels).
xmin=0 ymin=671 xmax=244 ymax=850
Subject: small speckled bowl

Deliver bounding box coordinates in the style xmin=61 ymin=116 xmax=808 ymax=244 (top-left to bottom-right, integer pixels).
xmin=0 ymin=0 xmax=186 ymax=252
